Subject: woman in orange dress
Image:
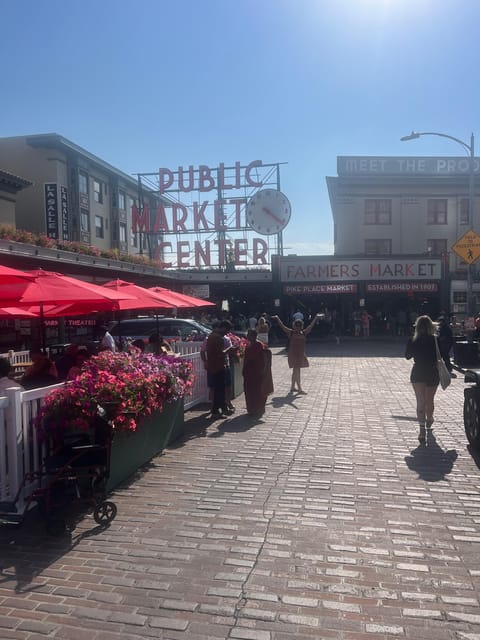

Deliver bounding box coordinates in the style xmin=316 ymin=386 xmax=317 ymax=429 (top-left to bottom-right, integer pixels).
xmin=272 ymin=313 xmax=322 ymax=394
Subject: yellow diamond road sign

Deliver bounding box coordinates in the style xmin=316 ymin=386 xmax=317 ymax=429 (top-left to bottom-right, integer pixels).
xmin=452 ymin=229 xmax=480 ymax=264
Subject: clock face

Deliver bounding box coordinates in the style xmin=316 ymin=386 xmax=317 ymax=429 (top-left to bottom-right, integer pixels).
xmin=246 ymin=188 xmax=291 ymax=235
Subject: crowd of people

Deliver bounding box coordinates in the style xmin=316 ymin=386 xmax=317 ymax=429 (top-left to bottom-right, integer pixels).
xmin=0 ymin=308 xmax=466 ymax=443
xmin=199 ymin=312 xmax=324 ymax=419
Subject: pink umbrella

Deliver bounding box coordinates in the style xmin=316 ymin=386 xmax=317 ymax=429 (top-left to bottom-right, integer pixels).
xmin=148 ymin=286 xmax=215 ymax=309
xmin=101 ymin=279 xmax=176 ymax=312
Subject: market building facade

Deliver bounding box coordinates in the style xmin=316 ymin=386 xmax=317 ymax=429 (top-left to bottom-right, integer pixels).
xmin=273 ymin=254 xmax=444 ymax=335
xmin=322 ymin=155 xmax=480 ymax=325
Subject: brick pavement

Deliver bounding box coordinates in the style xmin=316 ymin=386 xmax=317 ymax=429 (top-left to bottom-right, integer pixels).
xmin=2 ymin=338 xmax=480 ymax=639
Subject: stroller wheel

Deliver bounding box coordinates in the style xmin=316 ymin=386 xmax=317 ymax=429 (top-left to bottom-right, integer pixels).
xmin=46 ymin=517 xmax=67 ymax=536
xmin=93 ymin=501 xmax=117 ymax=525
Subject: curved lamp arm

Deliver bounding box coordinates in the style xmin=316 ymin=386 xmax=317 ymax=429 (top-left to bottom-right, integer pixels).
xmin=400 ymin=131 xmax=473 ymax=155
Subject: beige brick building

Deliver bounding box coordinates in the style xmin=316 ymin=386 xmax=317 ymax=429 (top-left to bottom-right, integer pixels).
xmin=0 ymin=134 xmax=163 ymax=259
xmin=327 ymin=155 xmax=480 ymax=316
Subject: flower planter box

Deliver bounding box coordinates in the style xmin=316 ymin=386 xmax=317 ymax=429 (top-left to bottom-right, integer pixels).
xmin=230 ymin=358 xmax=244 ymax=399
xmin=107 ymin=399 xmax=184 ymax=491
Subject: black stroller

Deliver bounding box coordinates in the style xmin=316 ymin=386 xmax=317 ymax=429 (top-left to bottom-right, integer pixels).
xmin=0 ymin=404 xmax=118 ymax=536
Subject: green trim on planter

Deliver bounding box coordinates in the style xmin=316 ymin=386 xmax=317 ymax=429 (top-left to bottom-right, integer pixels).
xmin=107 ymin=399 xmax=184 ymax=491
xmin=166 ymin=398 xmax=185 ymax=445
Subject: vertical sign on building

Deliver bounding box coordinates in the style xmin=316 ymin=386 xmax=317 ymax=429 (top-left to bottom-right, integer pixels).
xmin=60 ymin=186 xmax=69 ymax=240
xmin=44 ymin=183 xmax=59 ymax=239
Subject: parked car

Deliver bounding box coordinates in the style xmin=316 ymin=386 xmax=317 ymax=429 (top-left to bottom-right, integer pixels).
xmin=109 ymin=317 xmax=211 ymax=349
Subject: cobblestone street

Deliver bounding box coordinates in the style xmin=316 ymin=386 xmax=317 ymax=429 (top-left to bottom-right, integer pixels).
xmin=2 ymin=338 xmax=480 ymax=639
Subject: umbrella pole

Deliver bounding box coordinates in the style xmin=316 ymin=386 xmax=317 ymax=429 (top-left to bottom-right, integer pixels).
xmin=40 ymin=304 xmax=47 ymax=354
xmin=118 ymin=314 xmax=124 ymax=351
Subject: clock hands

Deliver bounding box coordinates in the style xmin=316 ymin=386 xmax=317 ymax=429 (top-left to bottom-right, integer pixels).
xmin=262 ymin=207 xmax=284 ymax=224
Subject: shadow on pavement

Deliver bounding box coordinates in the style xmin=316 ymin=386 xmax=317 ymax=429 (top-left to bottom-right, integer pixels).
xmin=0 ymin=507 xmax=112 ymax=593
xmin=270 ymin=393 xmax=301 ymax=410
xmin=169 ymin=407 xmax=261 ymax=445
xmin=404 ymin=431 xmax=458 ymax=481
xmin=210 ymin=414 xmax=262 ymax=436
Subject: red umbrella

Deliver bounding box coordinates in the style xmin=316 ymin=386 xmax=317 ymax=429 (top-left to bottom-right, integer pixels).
xmin=101 ymin=279 xmax=176 ymax=312
xmin=0 ymin=306 xmax=39 ymax=318
xmin=0 ymin=264 xmax=35 ymax=281
xmin=148 ymin=286 xmax=215 ymax=308
xmin=0 ymin=270 xmax=136 ymax=350
xmin=0 ymin=270 xmax=134 ymax=308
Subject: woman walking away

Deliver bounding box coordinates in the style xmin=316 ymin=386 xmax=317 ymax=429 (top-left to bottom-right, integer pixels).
xmin=272 ymin=313 xmax=322 ymax=394
xmin=405 ymin=315 xmax=439 ymax=444
xmin=243 ymin=329 xmax=274 ymax=417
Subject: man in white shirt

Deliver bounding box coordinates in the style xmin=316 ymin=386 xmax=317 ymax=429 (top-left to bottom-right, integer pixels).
xmin=99 ymin=325 xmax=116 ymax=352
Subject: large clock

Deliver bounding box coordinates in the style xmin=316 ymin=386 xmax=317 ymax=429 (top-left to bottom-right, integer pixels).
xmin=246 ymin=188 xmax=291 ymax=235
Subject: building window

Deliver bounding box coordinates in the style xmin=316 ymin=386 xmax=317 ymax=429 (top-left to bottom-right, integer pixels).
xmin=79 ymin=171 xmax=88 ymax=194
xmin=128 ymin=196 xmax=137 ymax=213
xmin=131 ymin=228 xmax=137 ymax=247
xmin=365 ymin=239 xmax=392 ymax=255
xmin=119 ymin=222 xmax=127 ymax=243
xmin=460 ymin=198 xmax=470 ymax=225
xmin=364 ymin=199 xmax=392 ymax=225
xmin=427 ymin=199 xmax=447 ymax=224
xmin=80 ymin=208 xmax=90 ymax=232
xmin=95 ymin=215 xmax=104 ymax=238
xmin=453 ymin=291 xmax=467 ymax=304
xmin=427 ymin=239 xmax=447 ymax=256
xmin=93 ymin=179 xmax=103 ymax=203
xmin=118 ymin=190 xmax=126 ymax=210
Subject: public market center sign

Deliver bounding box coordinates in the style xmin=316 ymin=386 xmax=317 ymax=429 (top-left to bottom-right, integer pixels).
xmin=132 ymin=160 xmax=278 ymax=268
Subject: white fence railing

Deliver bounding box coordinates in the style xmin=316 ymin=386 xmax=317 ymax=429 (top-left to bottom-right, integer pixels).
xmin=0 ymin=351 xmax=208 ymax=515
xmin=0 ymin=384 xmax=63 ymax=512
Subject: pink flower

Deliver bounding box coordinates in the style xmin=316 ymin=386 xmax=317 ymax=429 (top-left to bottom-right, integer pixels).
xmin=35 ymin=351 xmax=193 ymax=438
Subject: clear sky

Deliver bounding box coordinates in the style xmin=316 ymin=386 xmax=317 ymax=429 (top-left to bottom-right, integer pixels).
xmin=2 ymin=0 xmax=479 ymax=256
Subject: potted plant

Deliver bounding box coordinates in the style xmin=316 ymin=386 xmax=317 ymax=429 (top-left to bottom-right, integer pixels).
xmin=35 ymin=351 xmax=194 ymax=489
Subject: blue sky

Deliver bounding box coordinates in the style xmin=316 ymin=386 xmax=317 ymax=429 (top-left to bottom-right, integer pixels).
xmin=2 ymin=0 xmax=480 ymax=256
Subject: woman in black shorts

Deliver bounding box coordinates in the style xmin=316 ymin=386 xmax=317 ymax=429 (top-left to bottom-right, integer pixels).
xmin=405 ymin=315 xmax=439 ymax=444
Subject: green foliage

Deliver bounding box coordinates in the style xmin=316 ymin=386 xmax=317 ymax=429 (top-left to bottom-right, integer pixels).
xmin=0 ymin=225 xmax=165 ymax=269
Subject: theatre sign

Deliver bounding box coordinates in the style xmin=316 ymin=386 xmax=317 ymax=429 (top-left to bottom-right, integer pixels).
xmin=280 ymin=257 xmax=441 ymax=294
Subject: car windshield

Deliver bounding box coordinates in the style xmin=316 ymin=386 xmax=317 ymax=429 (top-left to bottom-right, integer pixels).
xmin=109 ymin=319 xmax=211 ymax=341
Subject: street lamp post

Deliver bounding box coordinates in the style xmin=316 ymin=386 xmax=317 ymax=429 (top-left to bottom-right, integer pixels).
xmin=401 ymin=130 xmax=476 ymax=329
